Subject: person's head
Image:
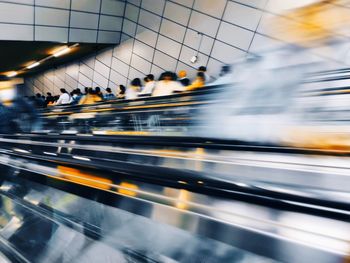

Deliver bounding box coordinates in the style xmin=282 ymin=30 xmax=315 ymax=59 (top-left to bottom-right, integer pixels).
xmin=178 ymin=70 xmax=187 ymax=79
xmin=41 ymin=95 xmax=45 ymax=99
xmin=220 ymin=65 xmax=231 ymax=76
xmin=47 ymin=92 xmax=52 ymax=97
xmin=76 ymin=88 xmax=82 ymax=95
xmin=95 ymin=87 xmax=101 ymax=93
xmin=36 ymin=93 xmax=41 ymax=98
xmin=160 ymin=71 xmax=176 ymax=81
xmin=146 ymin=74 xmax=154 ymax=82
xmin=198 ymin=66 xmax=207 ymax=73
xmin=119 ymin=85 xmax=126 ymax=94
xmin=84 ymin=87 xmax=89 ymax=93
xmin=131 ymin=78 xmax=142 ymax=87
xmin=197 ymin=72 xmax=205 ymax=82
xmin=60 ymin=88 xmax=67 ymax=94
xmin=88 ymin=88 xmax=94 ymax=95
xmin=106 ymin=87 xmax=112 ymax=93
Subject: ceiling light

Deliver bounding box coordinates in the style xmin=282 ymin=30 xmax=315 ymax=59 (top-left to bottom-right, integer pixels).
xmin=53 ymin=47 xmax=71 ymax=57
xmin=27 ymin=62 xmax=40 ymax=69
xmin=7 ymin=71 xmax=17 ymax=77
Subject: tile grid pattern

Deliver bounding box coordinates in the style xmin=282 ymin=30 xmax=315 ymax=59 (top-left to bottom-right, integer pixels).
xmin=67 ymin=0 xmax=73 ymax=42
xmin=33 ymin=0 xmax=35 ymax=40
xmin=173 ymin=0 xmax=195 ymax=72
xmin=124 ymin=0 xmax=142 ymax=83
xmin=149 ymin=1 xmax=167 ymax=74
xmin=122 ymin=0 xmax=237 ymax=78
xmin=0 ymin=0 xmax=125 ymax=43
xmin=246 ymin=1 xmax=268 ymax=53
xmin=27 ymin=0 xmax=325 ymax=96
xmin=206 ymin=0 xmax=229 ymax=69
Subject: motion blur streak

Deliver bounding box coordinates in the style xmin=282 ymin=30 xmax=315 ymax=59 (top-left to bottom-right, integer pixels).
xmin=118 ymin=182 xmax=139 ymax=197
xmin=271 ymin=0 xmax=350 ymax=46
xmin=57 ymin=166 xmax=112 ymax=190
xmin=195 ymin=1 xmax=350 ymax=151
xmin=175 ymin=190 xmax=190 ymax=210
xmin=0 ymin=1 xmax=348 ymax=262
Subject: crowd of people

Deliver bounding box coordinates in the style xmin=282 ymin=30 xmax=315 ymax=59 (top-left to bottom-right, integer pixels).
xmin=31 ymin=65 xmax=232 ymax=108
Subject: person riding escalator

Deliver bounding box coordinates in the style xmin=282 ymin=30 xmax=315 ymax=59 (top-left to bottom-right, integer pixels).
xmin=0 ymin=81 xmax=39 ymax=133
xmin=79 ymin=88 xmax=102 ymax=105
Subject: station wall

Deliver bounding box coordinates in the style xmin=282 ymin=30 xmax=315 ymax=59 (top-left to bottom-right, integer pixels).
xmin=25 ymin=0 xmax=336 ymax=95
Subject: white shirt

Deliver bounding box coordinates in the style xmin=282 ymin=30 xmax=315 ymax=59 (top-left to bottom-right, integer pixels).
xmin=125 ymin=86 xmax=140 ymax=100
xmin=153 ymin=81 xmax=185 ymax=97
xmin=56 ymin=93 xmax=71 ymax=105
xmin=139 ymin=81 xmax=156 ymax=95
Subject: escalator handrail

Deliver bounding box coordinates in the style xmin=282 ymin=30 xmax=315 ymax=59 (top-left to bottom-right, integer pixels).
xmin=38 ymin=84 xmax=228 ymax=113
xmin=1 ymin=148 xmax=349 ymax=222
xmin=3 ymin=133 xmax=350 ymax=157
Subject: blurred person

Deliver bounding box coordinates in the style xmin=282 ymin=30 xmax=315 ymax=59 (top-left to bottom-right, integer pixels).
xmin=187 ymin=72 xmax=205 ymax=91
xmin=56 ymin=89 xmax=72 ymax=105
xmin=118 ymin=85 xmax=126 ymax=99
xmin=79 ymin=88 xmax=102 ymax=105
xmin=35 ymin=93 xmax=45 ymax=108
xmin=126 ymin=78 xmax=142 ymax=100
xmin=139 ymin=74 xmax=156 ymax=96
xmin=76 ymin=88 xmax=83 ymax=97
xmin=207 ymin=65 xmax=233 ymax=86
xmin=198 ymin=66 xmax=212 ymax=83
xmin=178 ymin=70 xmax=190 ymax=86
xmin=95 ymin=87 xmax=103 ymax=99
xmin=84 ymin=87 xmax=89 ymax=95
xmin=153 ymin=71 xmax=184 ymax=96
xmin=47 ymin=97 xmax=55 ymax=106
xmin=0 ymin=81 xmax=39 ymax=133
xmin=12 ymin=97 xmax=39 ymax=132
xmin=220 ymin=65 xmax=231 ymax=76
xmin=54 ymin=95 xmax=59 ymax=103
xmin=104 ymin=87 xmax=116 ymax=100
xmin=71 ymin=89 xmax=83 ymax=105
xmin=194 ymin=50 xmax=307 ymax=145
xmin=45 ymin=92 xmax=53 ymax=106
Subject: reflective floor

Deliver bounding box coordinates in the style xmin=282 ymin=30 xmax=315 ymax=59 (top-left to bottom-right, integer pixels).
xmin=0 ymin=175 xmax=280 ymax=263
xmin=0 ymin=161 xmax=345 ymax=263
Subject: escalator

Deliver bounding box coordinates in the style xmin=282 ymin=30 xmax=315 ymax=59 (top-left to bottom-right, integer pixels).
xmin=0 ymin=134 xmax=347 ymax=262
xmin=0 ymin=79 xmax=350 ymax=262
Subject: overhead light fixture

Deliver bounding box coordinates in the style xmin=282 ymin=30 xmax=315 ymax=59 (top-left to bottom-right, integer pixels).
xmin=7 ymin=71 xmax=17 ymax=77
xmin=8 ymin=43 xmax=79 ymax=77
xmin=27 ymin=62 xmax=40 ymax=69
xmin=53 ymin=46 xmax=71 ymax=57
